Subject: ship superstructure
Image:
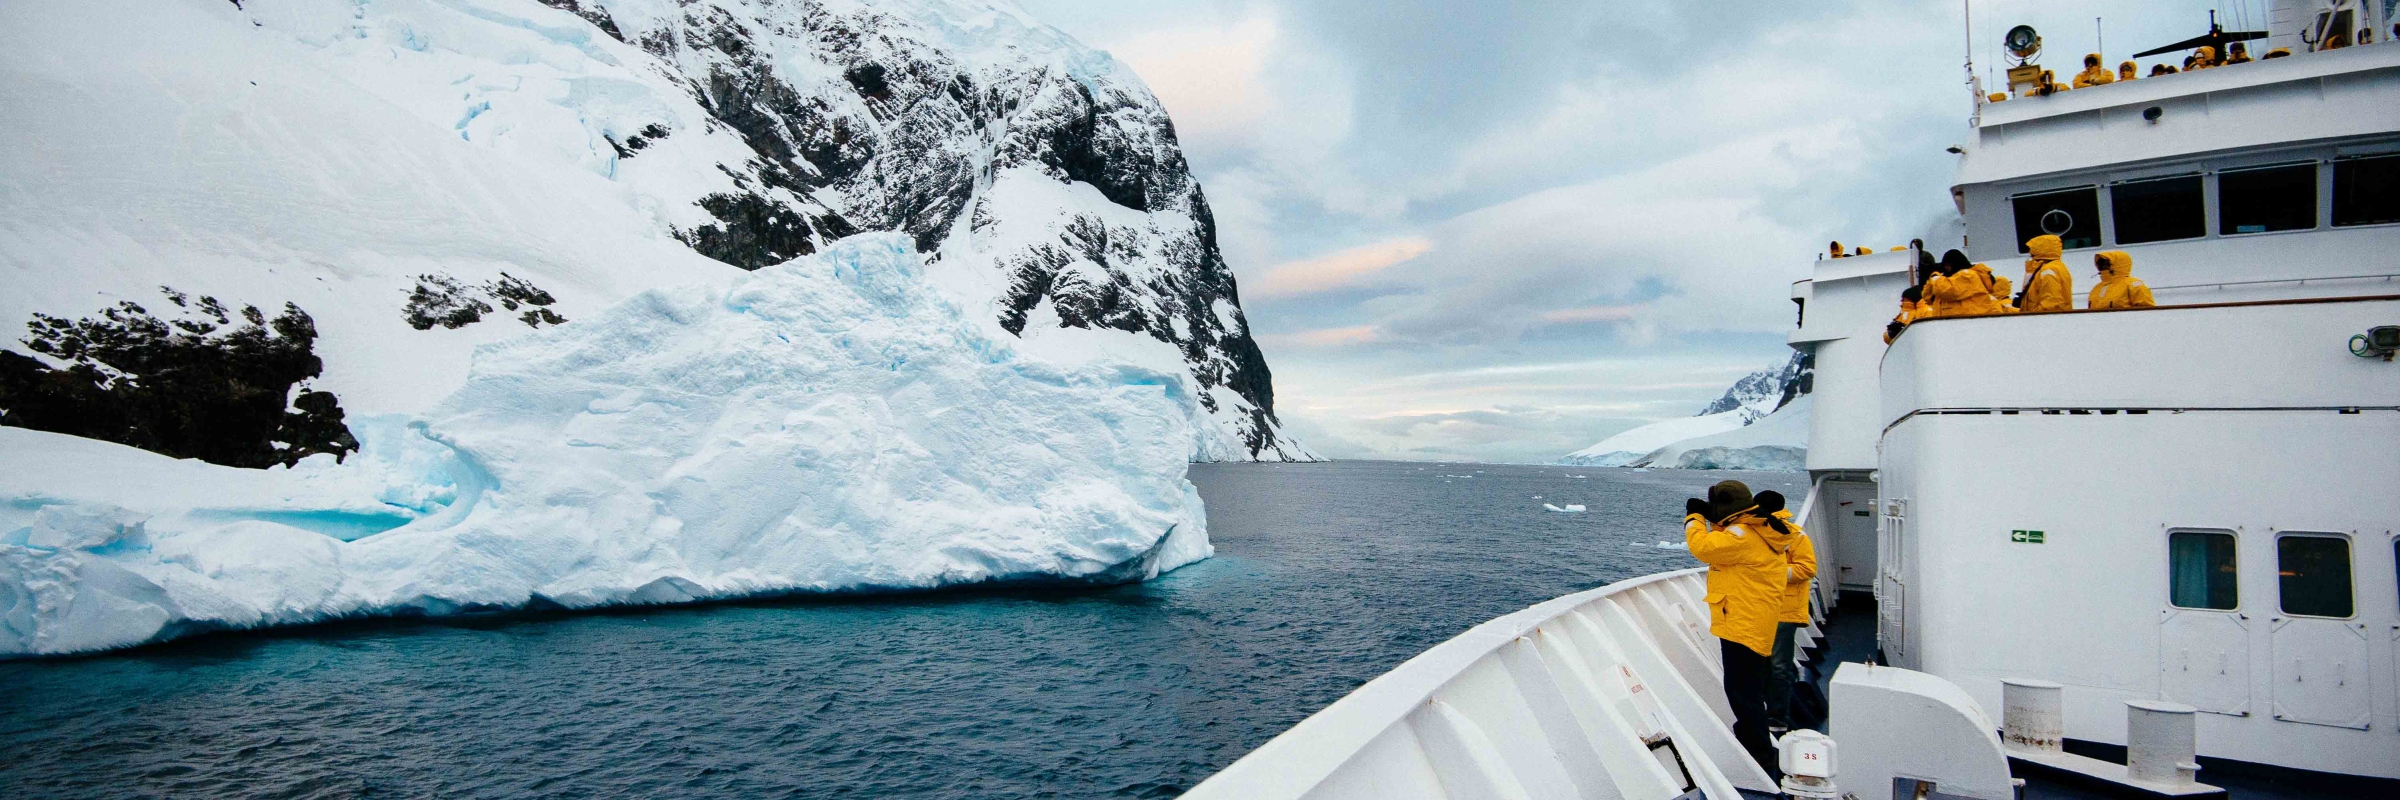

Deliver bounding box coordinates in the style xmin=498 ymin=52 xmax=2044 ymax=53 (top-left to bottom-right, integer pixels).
xmin=1178 ymin=7 xmax=2400 ymax=798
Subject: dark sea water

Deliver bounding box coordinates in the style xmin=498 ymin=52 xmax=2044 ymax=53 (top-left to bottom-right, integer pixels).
xmin=0 ymin=461 xmax=1803 ymax=800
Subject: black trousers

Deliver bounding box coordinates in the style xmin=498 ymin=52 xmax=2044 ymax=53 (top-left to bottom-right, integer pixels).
xmin=1720 ymin=638 xmax=1779 ymax=779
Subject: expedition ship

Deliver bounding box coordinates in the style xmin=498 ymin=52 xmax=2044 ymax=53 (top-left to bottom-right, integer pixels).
xmin=1181 ymin=2 xmax=2400 ymax=798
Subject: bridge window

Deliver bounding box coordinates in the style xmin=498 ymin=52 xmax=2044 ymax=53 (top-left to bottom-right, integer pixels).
xmin=2277 ymin=534 xmax=2352 ymax=618
xmin=2169 ymin=530 xmax=2238 ymax=610
xmin=2333 ymin=154 xmax=2400 ymax=227
xmin=2011 ymin=187 xmax=2100 ymax=252
xmin=2111 ymin=174 xmax=2205 ymax=245
xmin=2218 ymin=163 xmax=2317 ymax=235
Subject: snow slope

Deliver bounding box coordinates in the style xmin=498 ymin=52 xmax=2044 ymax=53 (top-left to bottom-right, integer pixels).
xmin=1557 ymin=410 xmax=1749 ymax=467
xmin=0 ymin=236 xmax=1209 ymax=657
xmin=1636 ymin=395 xmax=1809 ymax=471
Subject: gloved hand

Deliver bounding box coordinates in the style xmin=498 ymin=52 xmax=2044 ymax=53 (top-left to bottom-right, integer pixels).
xmin=1685 ymin=497 xmax=1708 ymax=517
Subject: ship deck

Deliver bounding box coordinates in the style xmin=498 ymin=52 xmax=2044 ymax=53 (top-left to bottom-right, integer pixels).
xmin=1807 ymin=593 xmax=2377 ymax=800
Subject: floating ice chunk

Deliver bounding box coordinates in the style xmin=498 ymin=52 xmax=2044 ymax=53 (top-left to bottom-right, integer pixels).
xmin=1543 ymin=504 xmax=1589 ymax=514
xmin=0 ymin=235 xmax=1210 ymax=656
xmin=1653 ymin=540 xmax=1689 ymax=550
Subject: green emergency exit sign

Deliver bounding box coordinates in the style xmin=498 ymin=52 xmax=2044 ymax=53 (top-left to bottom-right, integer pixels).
xmin=2011 ymin=530 xmax=2046 ymax=544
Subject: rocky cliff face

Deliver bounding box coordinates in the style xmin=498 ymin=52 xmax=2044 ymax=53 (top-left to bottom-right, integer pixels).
xmin=533 ymin=0 xmax=1310 ymax=460
xmin=1695 ymin=351 xmax=1813 ymax=423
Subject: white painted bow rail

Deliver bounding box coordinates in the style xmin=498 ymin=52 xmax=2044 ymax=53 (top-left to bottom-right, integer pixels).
xmin=1182 ymin=568 xmax=1780 ymax=800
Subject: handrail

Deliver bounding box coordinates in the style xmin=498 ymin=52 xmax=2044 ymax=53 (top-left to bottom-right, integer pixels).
xmin=1182 ymin=567 xmax=1777 ymax=800
xmin=1886 ymin=292 xmax=2400 ymax=344
xmin=2150 ymin=272 xmax=2400 ymax=293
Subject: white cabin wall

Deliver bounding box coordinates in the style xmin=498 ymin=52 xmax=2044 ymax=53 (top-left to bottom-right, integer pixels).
xmin=1881 ymin=410 xmax=2400 ymax=779
xmin=1876 ymin=299 xmax=2400 ymax=779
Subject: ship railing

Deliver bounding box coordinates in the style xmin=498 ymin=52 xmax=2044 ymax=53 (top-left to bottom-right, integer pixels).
xmin=1180 ymin=568 xmax=1780 ymax=800
xmin=2148 ymin=271 xmax=2400 ymax=294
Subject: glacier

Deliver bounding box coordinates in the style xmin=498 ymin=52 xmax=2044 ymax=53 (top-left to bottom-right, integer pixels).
xmin=0 ymin=236 xmax=1210 ymax=657
xmin=1559 ymin=353 xmax=1812 ymax=469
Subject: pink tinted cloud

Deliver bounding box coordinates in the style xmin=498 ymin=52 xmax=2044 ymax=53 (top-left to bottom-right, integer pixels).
xmin=1250 ymin=236 xmax=1433 ymax=298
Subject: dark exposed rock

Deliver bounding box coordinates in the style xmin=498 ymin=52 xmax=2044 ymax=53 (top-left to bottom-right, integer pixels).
xmin=678 ymin=192 xmax=857 ymax=271
xmin=405 ymin=273 xmax=568 ymax=330
xmin=605 ymin=123 xmax=671 ymax=160
xmin=404 ymin=274 xmax=492 ymax=330
xmin=0 ymin=289 xmax=358 ymax=468
xmin=844 ymin=63 xmax=891 ymax=101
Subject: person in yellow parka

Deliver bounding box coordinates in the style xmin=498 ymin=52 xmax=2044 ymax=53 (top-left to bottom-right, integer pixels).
xmin=1884 ymin=285 xmax=1922 ymax=343
xmin=2117 ymin=61 xmax=2140 ymax=81
xmin=1755 ymin=490 xmax=1814 ymax=734
xmin=2072 ymin=53 xmax=2114 ymax=87
xmin=1684 ymin=480 xmax=1796 ymax=775
xmin=2018 ymin=235 xmax=2075 ymax=312
xmin=1987 ymin=268 xmax=2018 ymax=312
xmin=2088 ymin=250 xmax=2156 ymax=309
xmin=1940 ymin=264 xmax=2012 ymax=316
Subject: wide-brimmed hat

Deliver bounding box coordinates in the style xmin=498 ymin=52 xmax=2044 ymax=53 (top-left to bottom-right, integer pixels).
xmin=1706 ymin=480 xmax=1756 ymax=523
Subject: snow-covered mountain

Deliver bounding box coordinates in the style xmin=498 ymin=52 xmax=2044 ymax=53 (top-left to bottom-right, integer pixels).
xmin=0 ymin=0 xmax=1311 ymax=464
xmin=0 ymin=0 xmax=1301 ymax=655
xmin=1559 ymin=352 xmax=1812 ymax=469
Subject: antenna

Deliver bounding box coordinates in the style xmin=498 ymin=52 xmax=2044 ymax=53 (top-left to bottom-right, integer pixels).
xmin=2096 ymin=17 xmax=2104 ymax=62
xmin=1965 ymin=0 xmax=1979 ymax=105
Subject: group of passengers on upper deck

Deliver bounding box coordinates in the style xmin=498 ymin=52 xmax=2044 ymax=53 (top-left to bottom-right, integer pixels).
xmin=1990 ymin=20 xmax=2400 ymax=102
xmin=1855 ymin=234 xmax=2156 ymax=344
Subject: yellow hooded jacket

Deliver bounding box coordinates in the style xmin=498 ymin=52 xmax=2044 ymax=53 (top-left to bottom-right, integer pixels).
xmin=1988 ymin=271 xmax=2019 ymax=312
xmin=2020 ymin=235 xmax=2074 ymax=312
xmin=1778 ymin=512 xmax=1815 ymax=624
xmin=1686 ymin=509 xmax=1798 ymax=656
xmin=2072 ymin=55 xmax=2114 ymax=88
xmin=1883 ymin=300 xmax=1918 ymax=343
xmin=2088 ymin=251 xmax=2156 ymax=309
xmin=1929 ymin=264 xmax=2006 ymax=314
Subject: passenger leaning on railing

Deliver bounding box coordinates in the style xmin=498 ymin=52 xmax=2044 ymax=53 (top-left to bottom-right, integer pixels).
xmin=2017 ymin=235 xmax=2075 ymax=312
xmin=2225 ymin=42 xmax=2253 ymax=64
xmin=1758 ymin=490 xmax=1814 ymax=738
xmin=1884 ymin=285 xmax=1922 ymax=343
xmin=2072 ymin=53 xmax=2114 ymax=87
xmin=2088 ymin=251 xmax=2157 ymax=309
xmin=1683 ymin=480 xmax=1797 ymax=778
xmin=2117 ymin=60 xmax=2140 ymax=81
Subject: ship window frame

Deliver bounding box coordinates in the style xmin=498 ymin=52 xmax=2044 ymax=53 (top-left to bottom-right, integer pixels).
xmin=2009 ymin=186 xmax=2103 ymax=253
xmin=2276 ymin=532 xmax=2354 ymax=619
xmin=2108 ymin=173 xmax=2207 ymax=245
xmin=2216 ymin=161 xmax=2319 ymax=236
xmin=2332 ymin=153 xmax=2400 ymax=228
xmin=2167 ymin=529 xmax=2239 ymax=611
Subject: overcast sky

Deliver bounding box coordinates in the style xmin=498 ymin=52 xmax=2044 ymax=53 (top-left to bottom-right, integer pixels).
xmin=1014 ymin=0 xmax=2256 ymax=462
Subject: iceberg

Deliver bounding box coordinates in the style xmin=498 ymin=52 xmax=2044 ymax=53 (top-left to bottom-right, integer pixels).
xmin=0 ymin=236 xmax=1210 ymax=657
xmin=1543 ymin=504 xmax=1589 ymax=514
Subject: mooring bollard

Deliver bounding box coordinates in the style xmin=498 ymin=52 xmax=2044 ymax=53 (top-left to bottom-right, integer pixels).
xmin=2125 ymin=700 xmax=2202 ymax=788
xmin=1999 ymin=678 xmax=2063 ymax=754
